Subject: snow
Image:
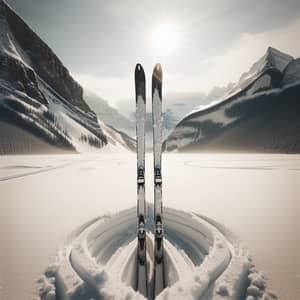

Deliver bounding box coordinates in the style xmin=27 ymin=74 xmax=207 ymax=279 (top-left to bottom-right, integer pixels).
xmin=1 ymin=155 xmax=300 ymax=299
xmin=35 ymin=206 xmax=242 ymax=300
xmin=189 ymin=48 xmax=293 ymax=120
xmin=0 ymin=10 xmax=33 ymax=70
xmin=33 ymin=202 xmax=281 ymax=300
xmin=1 ymin=153 xmax=295 ymax=299
xmin=166 ymin=98 xmax=240 ymax=150
xmin=282 ymin=58 xmax=300 ymax=87
xmin=37 ymin=79 xmax=106 ymax=152
xmin=177 ymin=73 xmax=276 ymax=150
xmin=1 ymin=67 xmax=130 ymax=153
xmin=164 ymin=123 xmax=200 ymax=150
xmin=166 ymin=78 xmax=300 ymax=151
xmin=1 ymin=155 xmax=299 ymax=299
xmin=246 ymin=74 xmax=272 ymax=95
xmin=1 ymin=7 xmax=131 ymax=153
xmin=267 ymin=47 xmax=293 ymax=72
xmin=227 ymin=47 xmax=292 ymax=97
xmin=155 ymin=211 xmax=233 ymax=300
xmin=193 ymin=106 xmax=235 ymax=127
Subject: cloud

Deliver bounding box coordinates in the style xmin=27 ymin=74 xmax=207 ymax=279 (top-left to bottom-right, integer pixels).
xmin=74 ymin=16 xmax=300 ymax=105
xmin=73 ymin=73 xmax=133 ymax=105
xmin=200 ymin=16 xmax=300 ymax=89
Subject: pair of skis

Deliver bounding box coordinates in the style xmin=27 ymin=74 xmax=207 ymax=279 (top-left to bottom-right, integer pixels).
xmin=135 ymin=63 xmax=164 ymax=298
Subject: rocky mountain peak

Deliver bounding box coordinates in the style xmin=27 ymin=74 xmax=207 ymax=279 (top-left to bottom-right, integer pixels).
xmin=265 ymin=46 xmax=294 ymax=72
xmin=0 ymin=0 xmax=91 ymax=112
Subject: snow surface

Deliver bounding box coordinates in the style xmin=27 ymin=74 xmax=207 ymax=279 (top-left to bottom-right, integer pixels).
xmin=38 ymin=78 xmax=131 ymax=153
xmin=36 ymin=206 xmax=254 ymax=300
xmin=1 ymin=154 xmax=299 ymax=300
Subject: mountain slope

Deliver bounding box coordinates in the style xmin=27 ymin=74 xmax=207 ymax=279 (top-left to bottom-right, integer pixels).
xmin=84 ymin=90 xmax=135 ymax=137
xmin=165 ymin=47 xmax=300 ymax=153
xmin=0 ymin=0 xmax=132 ymax=153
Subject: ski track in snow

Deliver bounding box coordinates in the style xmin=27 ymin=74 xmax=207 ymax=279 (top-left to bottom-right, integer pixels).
xmin=183 ymin=161 xmax=300 ymax=171
xmin=0 ymin=162 xmax=73 ymax=182
xmin=0 ymin=156 xmax=126 ymax=182
xmin=36 ymin=205 xmax=274 ymax=300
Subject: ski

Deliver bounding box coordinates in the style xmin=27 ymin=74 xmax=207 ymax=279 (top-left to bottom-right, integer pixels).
xmin=135 ymin=63 xmax=148 ymax=296
xmin=152 ymin=63 xmax=165 ymax=296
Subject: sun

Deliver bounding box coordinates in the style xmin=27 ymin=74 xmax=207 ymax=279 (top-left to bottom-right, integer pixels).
xmin=149 ymin=23 xmax=181 ymax=57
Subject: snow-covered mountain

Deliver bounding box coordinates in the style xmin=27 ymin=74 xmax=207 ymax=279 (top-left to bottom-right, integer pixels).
xmin=84 ymin=90 xmax=136 ymax=138
xmin=116 ymin=92 xmax=206 ymax=140
xmin=116 ymin=84 xmax=238 ymax=144
xmin=164 ymin=47 xmax=300 ymax=153
xmin=0 ymin=0 xmax=133 ymax=154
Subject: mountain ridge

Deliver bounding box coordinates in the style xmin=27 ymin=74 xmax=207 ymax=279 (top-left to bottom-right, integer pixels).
xmin=164 ymin=47 xmax=300 ymax=153
xmin=0 ymin=0 xmax=133 ymax=154
xmin=84 ymin=90 xmax=135 ymax=136
xmin=0 ymin=0 xmax=90 ymax=112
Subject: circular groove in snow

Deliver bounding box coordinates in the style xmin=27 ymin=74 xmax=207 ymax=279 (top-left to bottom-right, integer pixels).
xmin=39 ymin=205 xmax=271 ymax=300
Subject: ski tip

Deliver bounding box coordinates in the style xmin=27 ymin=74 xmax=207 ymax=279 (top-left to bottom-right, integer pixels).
xmin=153 ymin=63 xmax=162 ymax=82
xmin=135 ymin=63 xmax=145 ymax=80
xmin=135 ymin=64 xmax=146 ymax=101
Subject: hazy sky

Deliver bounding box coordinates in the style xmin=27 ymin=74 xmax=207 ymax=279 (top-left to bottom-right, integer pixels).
xmin=6 ymin=0 xmax=300 ymax=104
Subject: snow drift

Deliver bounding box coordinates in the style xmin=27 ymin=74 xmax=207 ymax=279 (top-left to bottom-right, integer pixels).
xmin=36 ymin=205 xmax=277 ymax=300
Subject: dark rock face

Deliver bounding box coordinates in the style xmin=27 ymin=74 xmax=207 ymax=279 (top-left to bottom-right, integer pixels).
xmin=0 ymin=0 xmax=90 ymax=112
xmin=0 ymin=0 xmax=112 ymax=153
xmin=0 ymin=53 xmax=47 ymax=104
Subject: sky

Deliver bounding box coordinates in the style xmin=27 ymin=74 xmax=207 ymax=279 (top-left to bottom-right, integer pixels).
xmin=6 ymin=0 xmax=300 ymax=105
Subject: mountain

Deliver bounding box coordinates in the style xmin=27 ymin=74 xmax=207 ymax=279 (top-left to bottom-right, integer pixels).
xmin=84 ymin=90 xmax=135 ymax=138
xmin=94 ymin=116 xmax=135 ymax=151
xmin=115 ymin=84 xmax=236 ymax=144
xmin=0 ymin=0 xmax=132 ymax=154
xmin=164 ymin=47 xmax=300 ymax=153
xmin=115 ymin=92 xmax=208 ymax=150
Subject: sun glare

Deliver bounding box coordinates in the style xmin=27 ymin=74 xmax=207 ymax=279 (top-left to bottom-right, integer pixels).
xmin=149 ymin=23 xmax=181 ymax=57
